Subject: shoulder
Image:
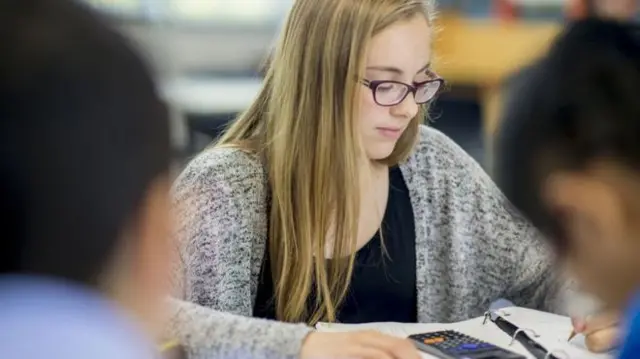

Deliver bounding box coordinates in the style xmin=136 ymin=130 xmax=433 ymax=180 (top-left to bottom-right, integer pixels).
xmin=0 ymin=317 xmax=153 ymax=359
xmin=173 ymin=147 xmax=266 ymax=199
xmin=406 ymin=125 xmax=536 ymax=241
xmin=0 ymin=284 xmax=155 ymax=359
xmin=407 ymin=125 xmax=488 ymax=183
xmin=411 ymin=125 xmax=466 ymax=160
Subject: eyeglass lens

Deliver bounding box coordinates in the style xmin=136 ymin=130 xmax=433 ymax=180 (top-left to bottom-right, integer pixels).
xmin=374 ymin=81 xmax=441 ymax=106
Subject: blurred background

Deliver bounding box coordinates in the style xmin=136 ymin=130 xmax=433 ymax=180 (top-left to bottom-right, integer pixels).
xmin=84 ymin=0 xmax=639 ymax=173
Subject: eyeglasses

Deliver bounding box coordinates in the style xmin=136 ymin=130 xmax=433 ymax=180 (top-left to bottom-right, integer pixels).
xmin=360 ymin=77 xmax=444 ymax=107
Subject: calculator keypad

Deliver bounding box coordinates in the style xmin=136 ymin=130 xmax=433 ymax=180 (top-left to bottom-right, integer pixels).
xmin=409 ymin=330 xmax=523 ymax=358
xmin=412 ymin=331 xmax=494 ymax=353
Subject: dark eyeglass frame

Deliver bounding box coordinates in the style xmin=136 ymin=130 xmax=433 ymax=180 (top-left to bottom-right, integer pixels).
xmin=360 ymin=77 xmax=445 ymax=107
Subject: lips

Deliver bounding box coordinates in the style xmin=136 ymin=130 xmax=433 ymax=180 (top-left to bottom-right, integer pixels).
xmin=376 ymin=126 xmax=403 ymax=139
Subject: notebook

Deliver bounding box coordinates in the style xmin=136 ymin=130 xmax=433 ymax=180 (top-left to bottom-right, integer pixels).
xmin=315 ymin=306 xmax=613 ymax=359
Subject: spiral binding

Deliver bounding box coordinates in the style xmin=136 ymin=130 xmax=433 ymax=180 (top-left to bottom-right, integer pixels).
xmin=482 ymin=309 xmax=574 ymax=359
xmin=509 ymin=328 xmax=540 ymax=346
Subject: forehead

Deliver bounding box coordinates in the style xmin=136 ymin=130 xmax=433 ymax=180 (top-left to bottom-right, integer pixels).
xmin=366 ymin=15 xmax=432 ymax=72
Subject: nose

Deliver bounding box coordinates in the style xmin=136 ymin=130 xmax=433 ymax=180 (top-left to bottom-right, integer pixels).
xmin=390 ymin=92 xmax=419 ymax=120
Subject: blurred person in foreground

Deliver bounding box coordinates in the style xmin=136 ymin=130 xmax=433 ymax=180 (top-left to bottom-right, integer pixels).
xmin=497 ymin=19 xmax=640 ymax=358
xmin=498 ymin=0 xmax=638 ymax=351
xmin=0 ymin=0 xmax=173 ymax=357
xmin=0 ymin=2 xmax=419 ymax=359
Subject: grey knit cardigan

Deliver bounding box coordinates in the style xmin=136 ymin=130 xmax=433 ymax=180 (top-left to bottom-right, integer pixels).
xmin=168 ymin=125 xmax=566 ymax=359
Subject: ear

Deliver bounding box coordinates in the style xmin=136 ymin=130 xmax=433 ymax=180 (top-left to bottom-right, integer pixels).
xmin=544 ymin=172 xmax=625 ymax=245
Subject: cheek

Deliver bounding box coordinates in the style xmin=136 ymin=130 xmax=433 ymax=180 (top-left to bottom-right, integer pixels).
xmin=358 ymin=90 xmax=386 ymax=129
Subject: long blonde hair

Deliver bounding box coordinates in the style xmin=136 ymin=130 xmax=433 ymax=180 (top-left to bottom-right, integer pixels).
xmin=216 ymin=0 xmax=435 ymax=324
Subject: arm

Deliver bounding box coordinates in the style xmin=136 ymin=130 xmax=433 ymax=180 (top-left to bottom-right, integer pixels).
xmin=475 ymin=153 xmax=568 ymax=312
xmin=170 ymin=150 xmax=315 ymax=357
xmin=172 ymin=148 xmax=266 ymax=314
xmin=424 ymin=127 xmax=568 ymax=314
xmin=167 ymin=298 xmax=313 ymax=359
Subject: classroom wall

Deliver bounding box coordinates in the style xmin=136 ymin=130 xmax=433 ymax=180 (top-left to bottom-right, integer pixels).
xmin=119 ymin=21 xmax=487 ymax=167
xmin=119 ymin=22 xmax=275 ymax=78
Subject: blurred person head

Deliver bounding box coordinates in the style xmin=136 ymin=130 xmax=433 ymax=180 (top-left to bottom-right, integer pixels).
xmin=591 ymin=0 xmax=638 ymax=21
xmin=567 ymin=0 xmax=637 ymax=22
xmin=215 ymin=0 xmax=441 ymax=323
xmin=0 ymin=0 xmax=172 ymax=336
xmin=498 ymin=19 xmax=640 ymax=310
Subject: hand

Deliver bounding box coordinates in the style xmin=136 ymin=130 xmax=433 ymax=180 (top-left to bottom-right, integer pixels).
xmin=300 ymin=330 xmax=421 ymax=359
xmin=572 ymin=310 xmax=620 ymax=353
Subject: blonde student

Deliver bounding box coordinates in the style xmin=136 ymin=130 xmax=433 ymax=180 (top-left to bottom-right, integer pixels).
xmin=173 ymin=0 xmax=617 ymax=356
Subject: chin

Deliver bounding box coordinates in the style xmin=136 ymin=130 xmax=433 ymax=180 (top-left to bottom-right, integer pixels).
xmin=366 ymin=144 xmax=396 ymax=161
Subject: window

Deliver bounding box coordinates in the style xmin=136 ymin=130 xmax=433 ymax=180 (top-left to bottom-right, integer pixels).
xmin=81 ymin=0 xmax=295 ymax=26
xmin=165 ymin=0 xmax=283 ymax=25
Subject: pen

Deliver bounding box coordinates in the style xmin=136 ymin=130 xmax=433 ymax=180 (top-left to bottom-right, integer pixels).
xmin=485 ymin=312 xmax=561 ymax=359
xmin=567 ymin=330 xmax=577 ymax=342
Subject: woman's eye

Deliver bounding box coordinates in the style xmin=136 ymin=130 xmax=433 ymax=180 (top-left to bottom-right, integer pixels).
xmin=377 ymin=84 xmax=395 ymax=92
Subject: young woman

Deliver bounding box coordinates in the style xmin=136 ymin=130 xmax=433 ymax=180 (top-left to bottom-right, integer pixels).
xmin=173 ymin=0 xmax=616 ymax=356
xmin=497 ymin=19 xmax=640 ymax=358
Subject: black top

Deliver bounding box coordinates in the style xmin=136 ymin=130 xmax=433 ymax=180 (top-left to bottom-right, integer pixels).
xmin=253 ymin=166 xmax=417 ymax=323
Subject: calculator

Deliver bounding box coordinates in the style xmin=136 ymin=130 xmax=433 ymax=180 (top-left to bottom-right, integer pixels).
xmin=408 ymin=330 xmax=525 ymax=359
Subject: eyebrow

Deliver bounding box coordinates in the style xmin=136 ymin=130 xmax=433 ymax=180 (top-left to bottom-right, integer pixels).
xmin=366 ymin=62 xmax=431 ymax=75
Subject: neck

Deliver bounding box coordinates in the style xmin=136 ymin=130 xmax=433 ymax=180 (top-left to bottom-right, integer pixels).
xmin=360 ymin=158 xmax=387 ymax=176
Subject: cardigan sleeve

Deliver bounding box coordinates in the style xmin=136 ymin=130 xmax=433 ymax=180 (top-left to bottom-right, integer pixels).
xmin=169 ymin=149 xmax=316 ymax=358
xmin=166 ymin=298 xmax=313 ymax=359
xmin=416 ymin=126 xmax=570 ymax=315
xmin=171 ymin=147 xmax=268 ymax=315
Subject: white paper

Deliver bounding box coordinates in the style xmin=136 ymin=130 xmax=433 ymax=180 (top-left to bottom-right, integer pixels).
xmin=315 ymin=307 xmax=613 ymax=359
xmin=501 ymin=306 xmax=611 ymax=359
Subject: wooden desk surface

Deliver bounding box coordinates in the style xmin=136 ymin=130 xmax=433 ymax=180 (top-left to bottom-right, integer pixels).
xmin=433 ymin=15 xmax=561 ymax=85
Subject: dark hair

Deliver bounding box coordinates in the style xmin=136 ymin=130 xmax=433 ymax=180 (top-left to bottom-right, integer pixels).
xmin=496 ymin=19 xmax=640 ymax=254
xmin=0 ymin=0 xmax=170 ymax=285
